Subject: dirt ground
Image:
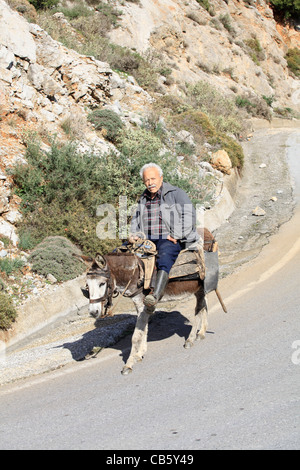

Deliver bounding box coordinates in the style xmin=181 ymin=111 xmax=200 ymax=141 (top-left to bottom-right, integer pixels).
xmin=214 ymin=121 xmax=298 ymax=278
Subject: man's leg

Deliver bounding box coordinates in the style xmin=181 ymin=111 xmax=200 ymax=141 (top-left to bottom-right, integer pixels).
xmin=144 ymin=239 xmax=182 ymax=308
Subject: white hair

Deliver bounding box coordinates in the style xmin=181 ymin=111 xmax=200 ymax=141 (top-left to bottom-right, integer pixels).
xmin=140 ymin=163 xmax=163 ymax=179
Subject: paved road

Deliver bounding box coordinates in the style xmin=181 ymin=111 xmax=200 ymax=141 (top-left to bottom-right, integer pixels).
xmin=0 ymin=127 xmax=299 ymax=450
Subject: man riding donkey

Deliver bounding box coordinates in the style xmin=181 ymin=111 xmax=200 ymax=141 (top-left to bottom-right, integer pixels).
xmin=129 ymin=163 xmax=201 ymax=311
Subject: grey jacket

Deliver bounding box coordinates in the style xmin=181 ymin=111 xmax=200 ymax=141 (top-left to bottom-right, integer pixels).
xmin=130 ymin=182 xmax=199 ymax=248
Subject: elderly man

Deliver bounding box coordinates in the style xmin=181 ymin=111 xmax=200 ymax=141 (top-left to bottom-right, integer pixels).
xmin=130 ymin=163 xmax=199 ymax=309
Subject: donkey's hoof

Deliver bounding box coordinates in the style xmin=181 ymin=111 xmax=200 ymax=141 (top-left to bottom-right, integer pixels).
xmin=184 ymin=340 xmax=194 ymax=349
xmin=121 ymin=366 xmax=132 ymax=376
xmin=144 ymin=294 xmax=157 ymax=307
xmin=145 ymin=305 xmax=155 ymax=315
xmin=196 ymin=332 xmax=206 ymax=340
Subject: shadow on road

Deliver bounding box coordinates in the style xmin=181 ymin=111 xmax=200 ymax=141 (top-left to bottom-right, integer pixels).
xmin=59 ymin=310 xmax=205 ymax=366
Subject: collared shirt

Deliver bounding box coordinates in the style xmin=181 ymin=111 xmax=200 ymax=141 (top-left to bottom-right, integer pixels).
xmin=144 ymin=186 xmax=168 ymax=240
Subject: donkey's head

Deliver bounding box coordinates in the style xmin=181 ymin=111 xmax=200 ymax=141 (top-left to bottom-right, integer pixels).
xmin=85 ymin=254 xmax=114 ymax=319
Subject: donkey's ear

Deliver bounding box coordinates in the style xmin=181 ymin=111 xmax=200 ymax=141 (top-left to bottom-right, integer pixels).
xmin=94 ymin=253 xmax=107 ymax=269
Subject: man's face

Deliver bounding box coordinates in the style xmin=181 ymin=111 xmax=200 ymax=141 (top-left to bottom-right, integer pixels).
xmin=143 ymin=167 xmax=163 ymax=195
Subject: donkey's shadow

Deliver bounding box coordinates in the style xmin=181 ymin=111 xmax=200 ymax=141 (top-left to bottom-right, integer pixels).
xmin=59 ymin=310 xmax=196 ymax=365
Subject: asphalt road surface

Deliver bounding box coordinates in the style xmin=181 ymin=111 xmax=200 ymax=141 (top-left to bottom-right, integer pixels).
xmin=0 ymin=130 xmax=299 ymax=450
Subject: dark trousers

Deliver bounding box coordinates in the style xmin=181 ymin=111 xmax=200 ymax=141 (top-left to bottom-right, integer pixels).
xmin=153 ymin=239 xmax=183 ymax=274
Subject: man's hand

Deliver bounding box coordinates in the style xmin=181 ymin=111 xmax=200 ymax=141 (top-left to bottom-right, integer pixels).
xmin=128 ymin=234 xmax=139 ymax=244
xmin=167 ymin=235 xmax=177 ymax=244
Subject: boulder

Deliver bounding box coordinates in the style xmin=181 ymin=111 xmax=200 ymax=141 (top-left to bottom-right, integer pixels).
xmin=0 ymin=219 xmax=19 ymax=245
xmin=252 ymin=206 xmax=266 ymax=216
xmin=210 ymin=150 xmax=232 ymax=175
xmin=0 ymin=197 xmax=9 ymax=215
xmin=0 ymin=0 xmax=36 ymax=62
xmin=5 ymin=210 xmax=22 ymax=224
xmin=175 ymin=130 xmax=195 ymax=147
xmin=0 ymin=45 xmax=15 ymax=69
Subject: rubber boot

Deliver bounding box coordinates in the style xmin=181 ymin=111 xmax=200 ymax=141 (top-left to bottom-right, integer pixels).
xmin=144 ymin=270 xmax=169 ymax=309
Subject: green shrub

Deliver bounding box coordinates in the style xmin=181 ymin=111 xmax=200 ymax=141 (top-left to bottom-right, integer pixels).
xmin=29 ymin=236 xmax=86 ymax=281
xmin=87 ymin=109 xmax=124 ymax=143
xmin=0 ymin=236 xmax=10 ymax=248
xmin=219 ymin=14 xmax=235 ymax=34
xmin=13 ymin=135 xmax=104 ymax=212
xmin=235 ymin=93 xmax=272 ymax=120
xmin=0 ymin=292 xmax=17 ymax=330
xmin=285 ymin=48 xmax=300 ymax=77
xmin=269 ymin=0 xmax=300 ymax=19
xmin=17 ymin=199 xmax=116 ymax=255
xmin=244 ymin=37 xmax=265 ymax=64
xmin=29 ymin=0 xmax=58 ymax=10
xmin=186 ymin=81 xmax=245 ymax=136
xmin=12 ymin=136 xmax=118 ymax=254
xmin=236 ymin=95 xmax=255 ymax=109
xmin=116 ymin=127 xmax=163 ymax=162
xmin=196 ymin=0 xmax=215 ymax=15
xmin=57 ymin=1 xmax=93 ymax=20
xmin=95 ymin=1 xmax=122 ymax=27
xmin=262 ymin=95 xmax=275 ymax=107
xmin=0 ymin=257 xmax=24 ymax=276
xmin=170 ymin=110 xmax=216 ymax=144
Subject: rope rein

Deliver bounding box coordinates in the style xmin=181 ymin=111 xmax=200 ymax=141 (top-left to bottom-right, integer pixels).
xmin=104 ymin=263 xmax=139 ymax=317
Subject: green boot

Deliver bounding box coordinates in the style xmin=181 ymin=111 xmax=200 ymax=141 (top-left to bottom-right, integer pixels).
xmin=144 ymin=270 xmax=169 ymax=308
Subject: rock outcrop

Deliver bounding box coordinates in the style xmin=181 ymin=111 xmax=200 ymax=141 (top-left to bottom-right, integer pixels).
xmin=109 ymin=0 xmax=300 ymax=112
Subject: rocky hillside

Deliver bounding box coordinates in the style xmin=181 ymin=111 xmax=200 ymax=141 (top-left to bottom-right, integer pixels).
xmin=0 ymin=0 xmax=155 ymax=246
xmin=0 ymin=0 xmax=299 ymax=318
xmin=0 ymin=0 xmax=299 ymax=244
xmin=109 ymin=0 xmax=300 ymax=108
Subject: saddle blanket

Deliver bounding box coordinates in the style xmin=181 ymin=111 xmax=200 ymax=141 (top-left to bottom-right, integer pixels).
xmin=169 ymin=249 xmax=205 ymax=280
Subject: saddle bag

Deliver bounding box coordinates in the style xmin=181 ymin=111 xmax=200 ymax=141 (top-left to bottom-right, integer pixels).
xmin=203 ymin=250 xmax=219 ymax=294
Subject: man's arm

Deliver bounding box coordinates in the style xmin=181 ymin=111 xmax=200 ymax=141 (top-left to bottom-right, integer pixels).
xmin=170 ymin=188 xmax=198 ymax=242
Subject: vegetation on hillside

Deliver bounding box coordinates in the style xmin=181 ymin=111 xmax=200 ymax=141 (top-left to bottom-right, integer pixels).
xmin=28 ymin=236 xmax=86 ymax=281
xmin=285 ymin=48 xmax=300 ymax=78
xmin=0 ymin=291 xmax=17 ymax=330
xmin=269 ymin=0 xmax=300 ymax=20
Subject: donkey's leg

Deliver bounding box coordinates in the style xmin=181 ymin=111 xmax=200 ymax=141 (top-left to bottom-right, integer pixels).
xmin=196 ymin=297 xmax=208 ymax=341
xmin=122 ymin=296 xmax=150 ymax=375
xmin=184 ymin=290 xmax=208 ymax=349
xmin=132 ymin=296 xmax=150 ymax=359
